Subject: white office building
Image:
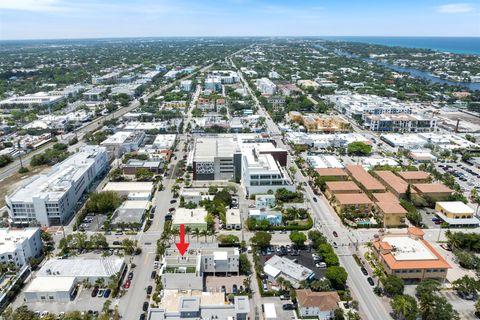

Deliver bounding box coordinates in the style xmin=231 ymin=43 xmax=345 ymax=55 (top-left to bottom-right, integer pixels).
xmin=0 ymin=92 xmax=64 ymax=107
xmin=327 ymin=93 xmax=412 ymax=117
xmin=204 ymin=77 xmax=222 ymax=92
xmin=255 ymin=78 xmax=277 ymax=95
xmin=0 ymin=227 xmax=42 ymax=267
xmin=241 ymin=147 xmax=294 ymax=195
xmin=101 ymin=131 xmax=145 ymax=158
xmin=6 ymin=146 xmax=109 ymax=226
xmin=180 ymin=80 xmax=192 ymax=92
xmin=264 ymin=255 xmax=315 ymax=288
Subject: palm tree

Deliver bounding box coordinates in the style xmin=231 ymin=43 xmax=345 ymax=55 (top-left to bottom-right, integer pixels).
xmin=171 ymin=228 xmax=180 ymax=243
xmin=200 ymin=229 xmax=209 ymax=243
xmin=192 ymin=228 xmax=201 ymax=243
xmin=209 ymin=229 xmax=218 ymax=242
xmin=185 ymin=226 xmax=192 ymax=242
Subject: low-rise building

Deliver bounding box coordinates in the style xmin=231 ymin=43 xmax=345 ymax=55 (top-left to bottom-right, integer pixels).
xmin=316 ymin=168 xmax=349 ymax=181
xmin=296 ymin=289 xmax=340 ymax=320
xmin=110 ymin=200 xmax=149 ymax=229
xmin=333 ymin=193 xmax=374 ymax=215
xmin=396 ymin=171 xmax=431 ymax=184
xmin=180 ymin=80 xmax=193 ymax=92
xmin=264 ymin=255 xmax=315 ymax=288
xmin=225 ymin=209 xmax=241 ymax=230
xmin=324 ymin=181 xmax=362 ymax=200
xmin=289 ymin=114 xmax=350 ymax=133
xmin=346 ymin=165 xmax=386 ymax=194
xmin=373 ymin=170 xmax=413 ymax=199
xmin=248 ymin=208 xmax=282 ymax=225
xmin=376 ymin=202 xmax=407 ymax=227
xmin=0 ymin=92 xmax=65 ymax=107
xmin=103 ymin=182 xmax=154 ymax=197
xmin=0 ymin=228 xmax=42 ymax=268
xmin=256 ymin=78 xmax=277 ymax=95
xmin=172 ymin=208 xmax=208 ymax=231
xmin=255 ymin=194 xmax=276 ymax=209
xmin=307 ymin=155 xmax=344 ymax=169
xmin=101 ymin=131 xmax=145 ymax=158
xmin=363 ymin=113 xmax=436 ymax=132
xmin=122 ymin=159 xmax=162 ymax=175
xmin=435 ymin=201 xmax=480 ymax=227
xmin=372 ymin=227 xmax=451 ymax=280
xmin=24 ymin=277 xmax=76 ymax=303
xmin=412 ymin=183 xmax=453 ymax=202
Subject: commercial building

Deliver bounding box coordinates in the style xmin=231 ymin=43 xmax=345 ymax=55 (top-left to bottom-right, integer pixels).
xmin=225 ymin=209 xmax=241 ymax=230
xmin=152 ymin=134 xmax=176 ymax=150
xmin=346 ymin=165 xmax=386 ymax=194
xmin=296 ymin=289 xmax=340 ymax=320
xmin=306 ymin=155 xmax=344 ymax=169
xmin=372 ymin=228 xmax=451 ymax=280
xmin=122 ymin=159 xmax=162 ymax=175
xmin=37 ymin=258 xmax=126 ymax=283
xmin=333 ymin=193 xmax=374 ymax=215
xmin=435 ymin=202 xmax=480 ymax=227
xmin=255 ymin=78 xmax=277 ymax=95
xmin=24 ymin=277 xmax=76 ymax=303
xmin=164 ymin=100 xmax=188 ymax=109
xmin=255 ymin=194 xmax=276 ymax=209
xmin=101 ymin=131 xmax=145 ymax=158
xmin=204 ymin=77 xmax=222 ymax=92
xmin=110 ymin=200 xmax=149 ymax=229
xmin=180 ymin=80 xmax=192 ymax=92
xmin=288 ymin=113 xmax=350 ymax=133
xmin=412 ymin=183 xmax=453 ymax=202
xmin=264 ymin=255 xmax=315 ymax=288
xmin=248 ymin=209 xmax=282 ymax=225
xmin=286 ymin=132 xmax=371 ymax=150
xmin=381 ymin=133 xmax=480 ymax=151
xmin=102 ymin=182 xmax=154 ymax=197
xmin=0 ymin=92 xmax=65 ymax=107
xmin=376 ymin=202 xmax=407 ymax=227
xmin=6 ymin=146 xmax=108 ymax=226
xmin=363 ymin=113 xmax=436 ymax=132
xmin=148 ymin=291 xmax=249 ymax=320
xmin=82 ymin=88 xmax=107 ymax=101
xmin=172 ymin=208 xmax=208 ymax=231
xmin=0 ymin=228 xmax=42 ymax=268
xmin=327 ymin=93 xmax=412 ymax=117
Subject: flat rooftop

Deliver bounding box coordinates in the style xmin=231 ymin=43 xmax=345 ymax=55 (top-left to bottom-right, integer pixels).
xmin=25 ymin=276 xmax=75 ymax=292
xmin=38 ymin=258 xmax=124 ymax=278
xmin=103 ymin=182 xmax=154 ymax=193
xmin=382 ymin=236 xmax=436 ymax=261
xmin=436 ymin=201 xmax=474 ymax=214
xmin=172 ymin=208 xmax=208 ymax=225
xmin=0 ymin=228 xmax=38 ymax=253
xmin=264 ymin=255 xmax=314 ymax=282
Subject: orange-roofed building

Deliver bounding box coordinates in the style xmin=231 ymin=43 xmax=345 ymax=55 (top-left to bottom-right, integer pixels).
xmin=316 ymin=168 xmax=349 ymax=181
xmin=373 ymin=192 xmax=399 ymax=203
xmin=333 ymin=193 xmax=373 ymax=215
xmin=376 ymin=201 xmax=407 ymax=227
xmin=346 ymin=165 xmax=386 ymax=194
xmin=396 ymin=171 xmax=430 ymax=184
xmin=412 ymin=183 xmax=453 ymax=202
xmin=324 ymin=181 xmax=362 ymax=200
xmin=372 ymin=227 xmax=451 ymax=280
xmin=373 ymin=170 xmax=415 ymax=199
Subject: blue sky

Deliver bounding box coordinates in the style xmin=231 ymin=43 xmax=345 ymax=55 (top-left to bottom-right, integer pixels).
xmin=0 ymin=0 xmax=479 ymax=40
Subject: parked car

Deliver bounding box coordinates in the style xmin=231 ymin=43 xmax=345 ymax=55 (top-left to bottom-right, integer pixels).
xmin=313 ymin=197 xmax=318 ymax=202
xmin=128 ymin=272 xmax=134 ymax=280
xmin=104 ymin=289 xmax=111 ymax=298
xmin=282 ymin=303 xmax=295 ymax=310
xmin=170 ymin=199 xmax=177 ymax=204
xmin=124 ymin=280 xmax=131 ymax=289
xmin=169 ymin=207 xmax=175 ymax=212
xmin=151 ymin=271 xmax=157 ymax=279
xmin=232 ymin=284 xmax=238 ymax=294
xmin=139 ymin=314 xmax=145 ymax=320
xmin=361 ymin=267 xmax=368 ymax=276
xmin=367 ymin=277 xmax=374 ymax=286
xmin=143 ymin=301 xmax=149 ymax=312
xmin=112 ymin=241 xmax=121 ymax=246
xmin=333 ymin=231 xmax=338 ymax=237
xmin=97 ymin=289 xmax=104 ymax=297
xmin=165 ymin=214 xmax=172 ymax=220
xmin=316 ymin=262 xmax=327 ymax=269
xmin=147 ymin=285 xmax=153 ymax=295
xmin=91 ymin=287 xmax=99 ymax=297
xmin=280 ymin=294 xmax=290 ymax=300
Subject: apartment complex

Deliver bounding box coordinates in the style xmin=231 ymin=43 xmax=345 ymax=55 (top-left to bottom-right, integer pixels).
xmin=101 ymin=131 xmax=145 ymax=158
xmin=373 ymin=228 xmax=450 ymax=280
xmin=6 ymin=146 xmax=108 ymax=226
xmin=255 ymin=78 xmax=277 ymax=95
xmin=327 ymin=93 xmax=412 ymax=117
xmin=364 ymin=113 xmax=436 ymax=132
xmin=289 ymin=112 xmax=350 ymax=133
xmin=0 ymin=227 xmax=43 ymax=268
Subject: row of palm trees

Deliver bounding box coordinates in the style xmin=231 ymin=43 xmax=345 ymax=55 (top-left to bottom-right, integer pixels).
xmin=169 ymin=226 xmax=219 ymax=243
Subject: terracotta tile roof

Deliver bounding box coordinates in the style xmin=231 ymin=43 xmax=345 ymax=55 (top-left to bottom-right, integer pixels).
xmin=372 ymin=192 xmax=399 ymax=203
xmin=296 ymin=289 xmax=340 ymax=310
xmin=346 ymin=165 xmax=386 ymax=191
xmin=326 ymin=181 xmax=361 ymax=193
xmin=397 ymin=171 xmax=430 ymax=181
xmin=376 ymin=202 xmax=407 ymax=215
xmin=408 ymin=227 xmax=425 ymax=237
xmin=374 ymin=170 xmax=412 ymax=195
xmin=316 ymin=168 xmax=348 ymax=177
xmin=413 ymin=183 xmax=453 ymax=194
xmin=335 ymin=193 xmax=373 ymax=205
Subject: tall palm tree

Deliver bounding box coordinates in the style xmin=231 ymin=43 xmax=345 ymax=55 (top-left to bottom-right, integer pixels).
xmin=171 ymin=228 xmax=180 ymax=242
xmin=209 ymin=229 xmax=218 ymax=242
xmin=200 ymin=229 xmax=209 ymax=243
xmin=192 ymin=228 xmax=201 ymax=243
xmin=185 ymin=226 xmax=192 ymax=242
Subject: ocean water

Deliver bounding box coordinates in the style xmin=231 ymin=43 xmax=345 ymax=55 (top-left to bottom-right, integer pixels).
xmin=321 ymin=36 xmax=480 ymax=55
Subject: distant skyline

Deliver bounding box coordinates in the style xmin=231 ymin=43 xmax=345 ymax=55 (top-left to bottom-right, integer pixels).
xmin=0 ymin=0 xmax=479 ymax=40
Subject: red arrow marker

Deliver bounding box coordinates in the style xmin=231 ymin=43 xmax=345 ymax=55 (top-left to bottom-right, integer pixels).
xmin=175 ymin=224 xmax=189 ymax=256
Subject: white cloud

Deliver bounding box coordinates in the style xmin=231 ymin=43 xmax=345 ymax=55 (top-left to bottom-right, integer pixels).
xmin=436 ymin=3 xmax=474 ymax=13
xmin=0 ymin=0 xmax=72 ymax=12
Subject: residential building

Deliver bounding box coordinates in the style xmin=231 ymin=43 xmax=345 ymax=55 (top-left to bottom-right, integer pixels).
xmin=255 ymin=194 xmax=276 ymax=209
xmin=364 ymin=113 xmax=436 ymax=132
xmin=327 ymin=93 xmax=412 ymax=117
xmin=316 ymin=168 xmax=348 ymax=181
xmin=435 ymin=202 xmax=480 ymax=227
xmin=324 ymin=181 xmax=362 ymax=200
xmin=0 ymin=228 xmax=42 ymax=268
xmin=172 ymin=208 xmax=208 ymax=231
xmin=297 ymin=80 xmax=320 ymax=89
xmin=6 ymin=146 xmax=108 ymax=226
xmin=279 ymin=83 xmax=301 ymax=96
xmin=180 ymin=80 xmax=192 ymax=92
xmin=204 ymin=77 xmax=222 ymax=92
xmin=148 ymin=291 xmax=249 ymax=320
xmin=296 ymin=289 xmax=340 ymax=320
xmin=255 ymin=78 xmax=277 ymax=95
xmin=286 ymin=132 xmax=371 ymax=150
xmin=164 ymin=100 xmax=188 ymax=108
xmin=373 ymin=170 xmax=413 ymax=199
xmin=267 ymin=96 xmax=286 ymax=111
xmin=264 ymin=255 xmax=315 ymax=288
xmin=101 ymin=131 xmax=145 ymax=158
xmin=333 ymin=193 xmax=374 ymax=215
xmin=289 ymin=113 xmax=350 ymax=133
xmin=372 ymin=228 xmax=451 ymax=280
xmin=248 ymin=209 xmax=282 ymax=225
xmin=346 ymin=165 xmax=386 ymax=194
xmin=396 ymin=171 xmax=431 ymax=184
xmin=376 ymin=202 xmax=407 ymax=227
xmin=372 ymin=192 xmax=398 ymax=203
xmin=412 ymin=183 xmax=453 ymax=202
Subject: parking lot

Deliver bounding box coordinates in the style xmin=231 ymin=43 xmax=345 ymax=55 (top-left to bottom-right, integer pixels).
xmin=205 ymin=275 xmax=248 ymax=294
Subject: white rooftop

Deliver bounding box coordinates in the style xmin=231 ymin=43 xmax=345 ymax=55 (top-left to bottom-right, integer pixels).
xmin=103 ymin=182 xmax=154 ymax=193
xmin=25 ymin=276 xmax=75 ymax=292
xmin=437 ymin=201 xmax=474 ymax=214
xmin=172 ymin=208 xmax=208 ymax=225
xmin=382 ymin=236 xmax=437 ymax=261
xmin=264 ymin=255 xmax=314 ymax=281
xmin=101 ymin=131 xmax=133 ymax=145
xmin=0 ymin=228 xmax=39 ymax=253
xmin=38 ymin=258 xmax=124 ymax=278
